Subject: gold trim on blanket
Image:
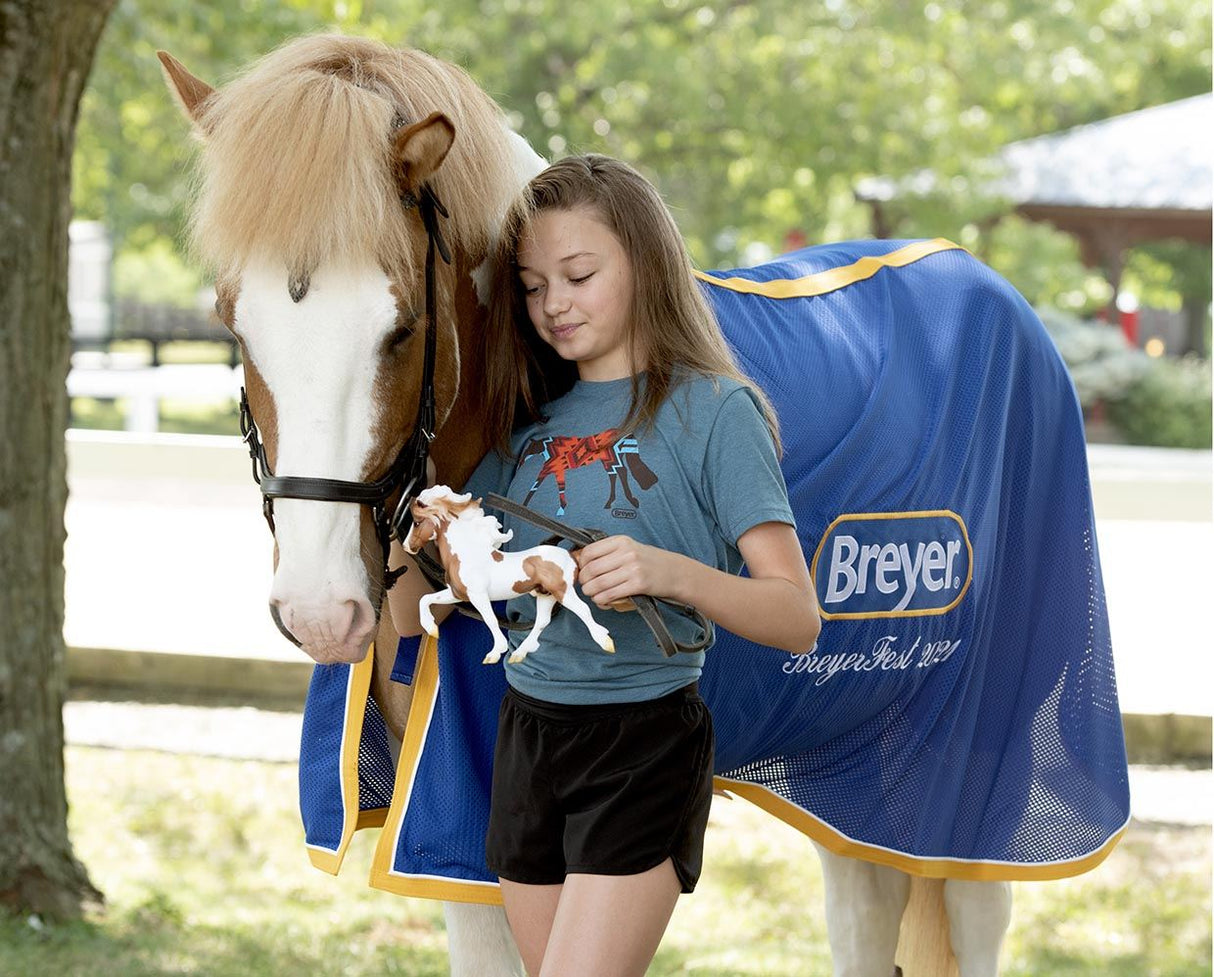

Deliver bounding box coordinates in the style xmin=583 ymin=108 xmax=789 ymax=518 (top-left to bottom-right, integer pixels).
xmin=694 ymin=239 xmax=965 ymax=299
xmin=306 ymin=646 xmax=379 ymax=875
xmin=368 ymin=633 xmax=505 ymax=904
xmin=715 ymin=777 xmax=1129 ymax=882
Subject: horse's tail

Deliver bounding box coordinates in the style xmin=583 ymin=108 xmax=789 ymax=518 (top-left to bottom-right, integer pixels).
xmin=895 ymin=877 xmax=959 ymax=977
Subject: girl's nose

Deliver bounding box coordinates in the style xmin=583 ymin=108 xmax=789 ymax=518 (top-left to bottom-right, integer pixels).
xmin=543 ymin=285 xmax=571 ymax=317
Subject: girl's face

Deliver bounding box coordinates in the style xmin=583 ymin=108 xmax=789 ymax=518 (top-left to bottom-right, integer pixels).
xmin=517 ymin=207 xmax=638 ymax=381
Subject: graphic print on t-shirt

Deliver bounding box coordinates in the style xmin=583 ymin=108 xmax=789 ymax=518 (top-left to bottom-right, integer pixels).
xmin=519 ymin=429 xmax=658 ymax=516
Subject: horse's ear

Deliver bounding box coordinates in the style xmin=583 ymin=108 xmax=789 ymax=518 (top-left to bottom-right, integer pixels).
xmin=392 ymin=112 xmax=455 ymax=193
xmin=157 ymin=50 xmax=217 ymax=134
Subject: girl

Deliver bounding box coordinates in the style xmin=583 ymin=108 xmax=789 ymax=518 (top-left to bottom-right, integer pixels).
xmin=390 ymin=154 xmax=819 ymax=977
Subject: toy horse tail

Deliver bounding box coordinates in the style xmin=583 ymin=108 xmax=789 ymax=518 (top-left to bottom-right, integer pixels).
xmin=895 ymin=877 xmax=959 ymax=977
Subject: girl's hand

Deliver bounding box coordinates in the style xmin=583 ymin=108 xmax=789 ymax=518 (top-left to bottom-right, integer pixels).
xmin=572 ymin=536 xmax=686 ymax=608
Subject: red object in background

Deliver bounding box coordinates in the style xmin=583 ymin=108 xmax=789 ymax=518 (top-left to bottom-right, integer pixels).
xmin=783 ymin=229 xmax=808 ymax=253
xmin=1119 ymin=307 xmax=1139 ymax=346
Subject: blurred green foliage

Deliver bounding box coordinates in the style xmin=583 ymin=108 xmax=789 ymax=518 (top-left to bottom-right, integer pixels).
xmin=1106 ymin=354 xmax=1213 ymax=448
xmin=1038 ymin=306 xmax=1211 ymax=448
xmin=74 ymin=0 xmax=1211 ymax=319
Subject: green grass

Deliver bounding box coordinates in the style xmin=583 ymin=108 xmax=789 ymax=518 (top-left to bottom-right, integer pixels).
xmin=0 ymin=747 xmax=1208 ymax=976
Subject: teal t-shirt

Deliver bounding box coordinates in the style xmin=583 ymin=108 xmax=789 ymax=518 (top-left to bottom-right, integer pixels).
xmin=461 ymin=372 xmax=794 ymax=704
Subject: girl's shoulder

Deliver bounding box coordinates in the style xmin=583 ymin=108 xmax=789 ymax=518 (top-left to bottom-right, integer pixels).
xmin=664 ymin=370 xmax=753 ymax=415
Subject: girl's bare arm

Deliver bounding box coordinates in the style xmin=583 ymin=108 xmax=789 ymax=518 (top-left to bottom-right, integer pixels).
xmin=574 ymin=522 xmax=820 ymax=655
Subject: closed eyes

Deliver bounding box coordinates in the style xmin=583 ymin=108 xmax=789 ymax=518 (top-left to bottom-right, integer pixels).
xmin=522 ymin=272 xmax=594 ymax=295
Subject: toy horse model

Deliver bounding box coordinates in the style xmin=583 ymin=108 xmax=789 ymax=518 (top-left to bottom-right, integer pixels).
xmin=404 ymin=486 xmax=615 ymax=663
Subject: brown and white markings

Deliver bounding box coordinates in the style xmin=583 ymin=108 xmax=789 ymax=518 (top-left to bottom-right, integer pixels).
xmin=404 ymin=486 xmax=614 ymax=664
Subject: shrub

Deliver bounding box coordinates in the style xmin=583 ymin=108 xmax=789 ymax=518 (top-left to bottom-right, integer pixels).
xmin=1106 ymin=354 xmax=1213 ymax=449
xmin=1035 ymin=306 xmax=1150 ymax=409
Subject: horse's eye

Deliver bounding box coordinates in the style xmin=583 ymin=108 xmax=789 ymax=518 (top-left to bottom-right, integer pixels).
xmin=385 ymin=308 xmax=422 ymax=352
xmin=385 ymin=321 xmax=416 ymax=351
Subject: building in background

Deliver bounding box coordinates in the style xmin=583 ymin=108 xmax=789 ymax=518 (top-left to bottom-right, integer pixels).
xmin=857 ymin=94 xmax=1213 ymax=356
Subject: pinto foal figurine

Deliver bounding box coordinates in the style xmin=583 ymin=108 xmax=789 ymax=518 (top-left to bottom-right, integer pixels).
xmin=403 ymin=486 xmax=615 ymax=664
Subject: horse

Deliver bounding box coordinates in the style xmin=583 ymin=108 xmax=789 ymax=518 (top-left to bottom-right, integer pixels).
xmin=403 ymin=485 xmax=615 ymax=662
xmin=158 ymin=33 xmax=1129 ymax=977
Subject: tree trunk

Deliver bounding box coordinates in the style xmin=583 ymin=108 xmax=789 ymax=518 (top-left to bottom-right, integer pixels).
xmin=1183 ymin=298 xmax=1208 ymax=359
xmin=0 ymin=0 xmax=116 ymax=918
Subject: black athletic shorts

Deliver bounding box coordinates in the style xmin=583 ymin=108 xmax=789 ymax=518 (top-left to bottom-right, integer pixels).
xmin=485 ymin=682 xmax=715 ymax=893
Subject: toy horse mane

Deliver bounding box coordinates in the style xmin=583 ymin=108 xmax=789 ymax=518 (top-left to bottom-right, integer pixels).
xmin=188 ymin=33 xmax=522 ymax=278
xmin=414 ymin=487 xmax=514 ymax=547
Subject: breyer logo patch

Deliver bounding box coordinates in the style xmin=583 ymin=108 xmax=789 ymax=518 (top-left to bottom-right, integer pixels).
xmin=811 ymin=511 xmax=972 ymax=620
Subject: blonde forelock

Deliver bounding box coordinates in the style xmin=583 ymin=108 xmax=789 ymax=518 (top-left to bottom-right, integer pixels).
xmin=188 ymin=33 xmax=522 ymax=278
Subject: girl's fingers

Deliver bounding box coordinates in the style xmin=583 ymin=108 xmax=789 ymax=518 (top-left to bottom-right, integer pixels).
xmin=582 ymin=568 xmax=637 ymax=604
xmin=578 ymin=547 xmax=634 ymax=583
xmin=581 ymin=565 xmax=631 ymax=593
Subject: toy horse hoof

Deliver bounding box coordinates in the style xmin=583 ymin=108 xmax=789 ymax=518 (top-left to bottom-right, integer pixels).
xmin=482 ymin=652 xmax=502 ymax=665
xmin=507 ymin=651 xmax=528 ymax=664
xmin=601 ymin=636 xmax=615 ymax=654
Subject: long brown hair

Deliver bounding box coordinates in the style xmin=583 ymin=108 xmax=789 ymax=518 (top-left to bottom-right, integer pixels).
xmin=481 ymin=154 xmax=781 ymax=457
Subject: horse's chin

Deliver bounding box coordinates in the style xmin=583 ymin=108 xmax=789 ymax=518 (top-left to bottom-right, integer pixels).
xmin=269 ymin=601 xmax=378 ymax=665
xmin=299 ymin=639 xmax=373 ymax=666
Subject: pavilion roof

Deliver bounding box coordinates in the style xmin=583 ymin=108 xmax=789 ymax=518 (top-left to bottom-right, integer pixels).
xmin=855 ymin=93 xmax=1213 ymax=216
xmin=998 ymin=93 xmax=1211 ymax=212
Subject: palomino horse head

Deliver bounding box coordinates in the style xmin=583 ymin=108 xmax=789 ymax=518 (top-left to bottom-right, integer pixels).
xmin=161 ymin=35 xmax=542 ymax=664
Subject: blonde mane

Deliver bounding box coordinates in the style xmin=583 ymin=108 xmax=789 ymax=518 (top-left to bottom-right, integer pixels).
xmin=189 ymin=33 xmax=523 ymax=278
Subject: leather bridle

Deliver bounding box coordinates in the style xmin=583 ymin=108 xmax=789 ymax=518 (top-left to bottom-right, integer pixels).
xmin=239 ymin=182 xmax=451 ymax=646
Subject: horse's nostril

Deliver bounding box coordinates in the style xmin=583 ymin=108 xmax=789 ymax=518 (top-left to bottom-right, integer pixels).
xmin=268 ymin=601 xmax=302 ymax=648
xmin=342 ymin=597 xmax=377 ymax=645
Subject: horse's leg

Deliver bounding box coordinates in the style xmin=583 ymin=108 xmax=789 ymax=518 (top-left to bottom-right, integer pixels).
xmin=464 ymin=590 xmax=511 ymax=664
xmin=895 ymin=877 xmax=959 ymax=977
xmin=604 ymin=467 xmax=618 ymax=508
xmin=618 ymin=466 xmax=639 ymax=507
xmin=555 ymin=586 xmax=614 ymax=653
xmin=444 ymin=901 xmax=523 ymax=977
xmin=369 ymin=611 xmax=415 ymax=744
xmin=509 ymin=592 xmax=554 ymax=663
xmin=942 ymin=879 xmax=1011 ymax=977
xmin=419 ymin=587 xmax=461 ymax=637
xmin=815 ymin=842 xmax=909 ymax=977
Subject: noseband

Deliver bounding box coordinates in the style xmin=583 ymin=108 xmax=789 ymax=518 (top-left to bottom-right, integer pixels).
xmin=239 ymin=182 xmax=451 ymax=646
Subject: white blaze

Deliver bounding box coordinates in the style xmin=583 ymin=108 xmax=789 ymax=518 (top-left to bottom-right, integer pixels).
xmin=237 ymin=257 xmax=397 ymax=661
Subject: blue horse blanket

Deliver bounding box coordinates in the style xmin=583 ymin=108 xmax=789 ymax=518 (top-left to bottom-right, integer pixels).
xmin=298 ymin=239 xmax=1130 ymax=903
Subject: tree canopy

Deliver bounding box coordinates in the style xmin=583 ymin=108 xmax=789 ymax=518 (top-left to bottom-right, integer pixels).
xmin=73 ymin=0 xmax=1212 ymax=315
